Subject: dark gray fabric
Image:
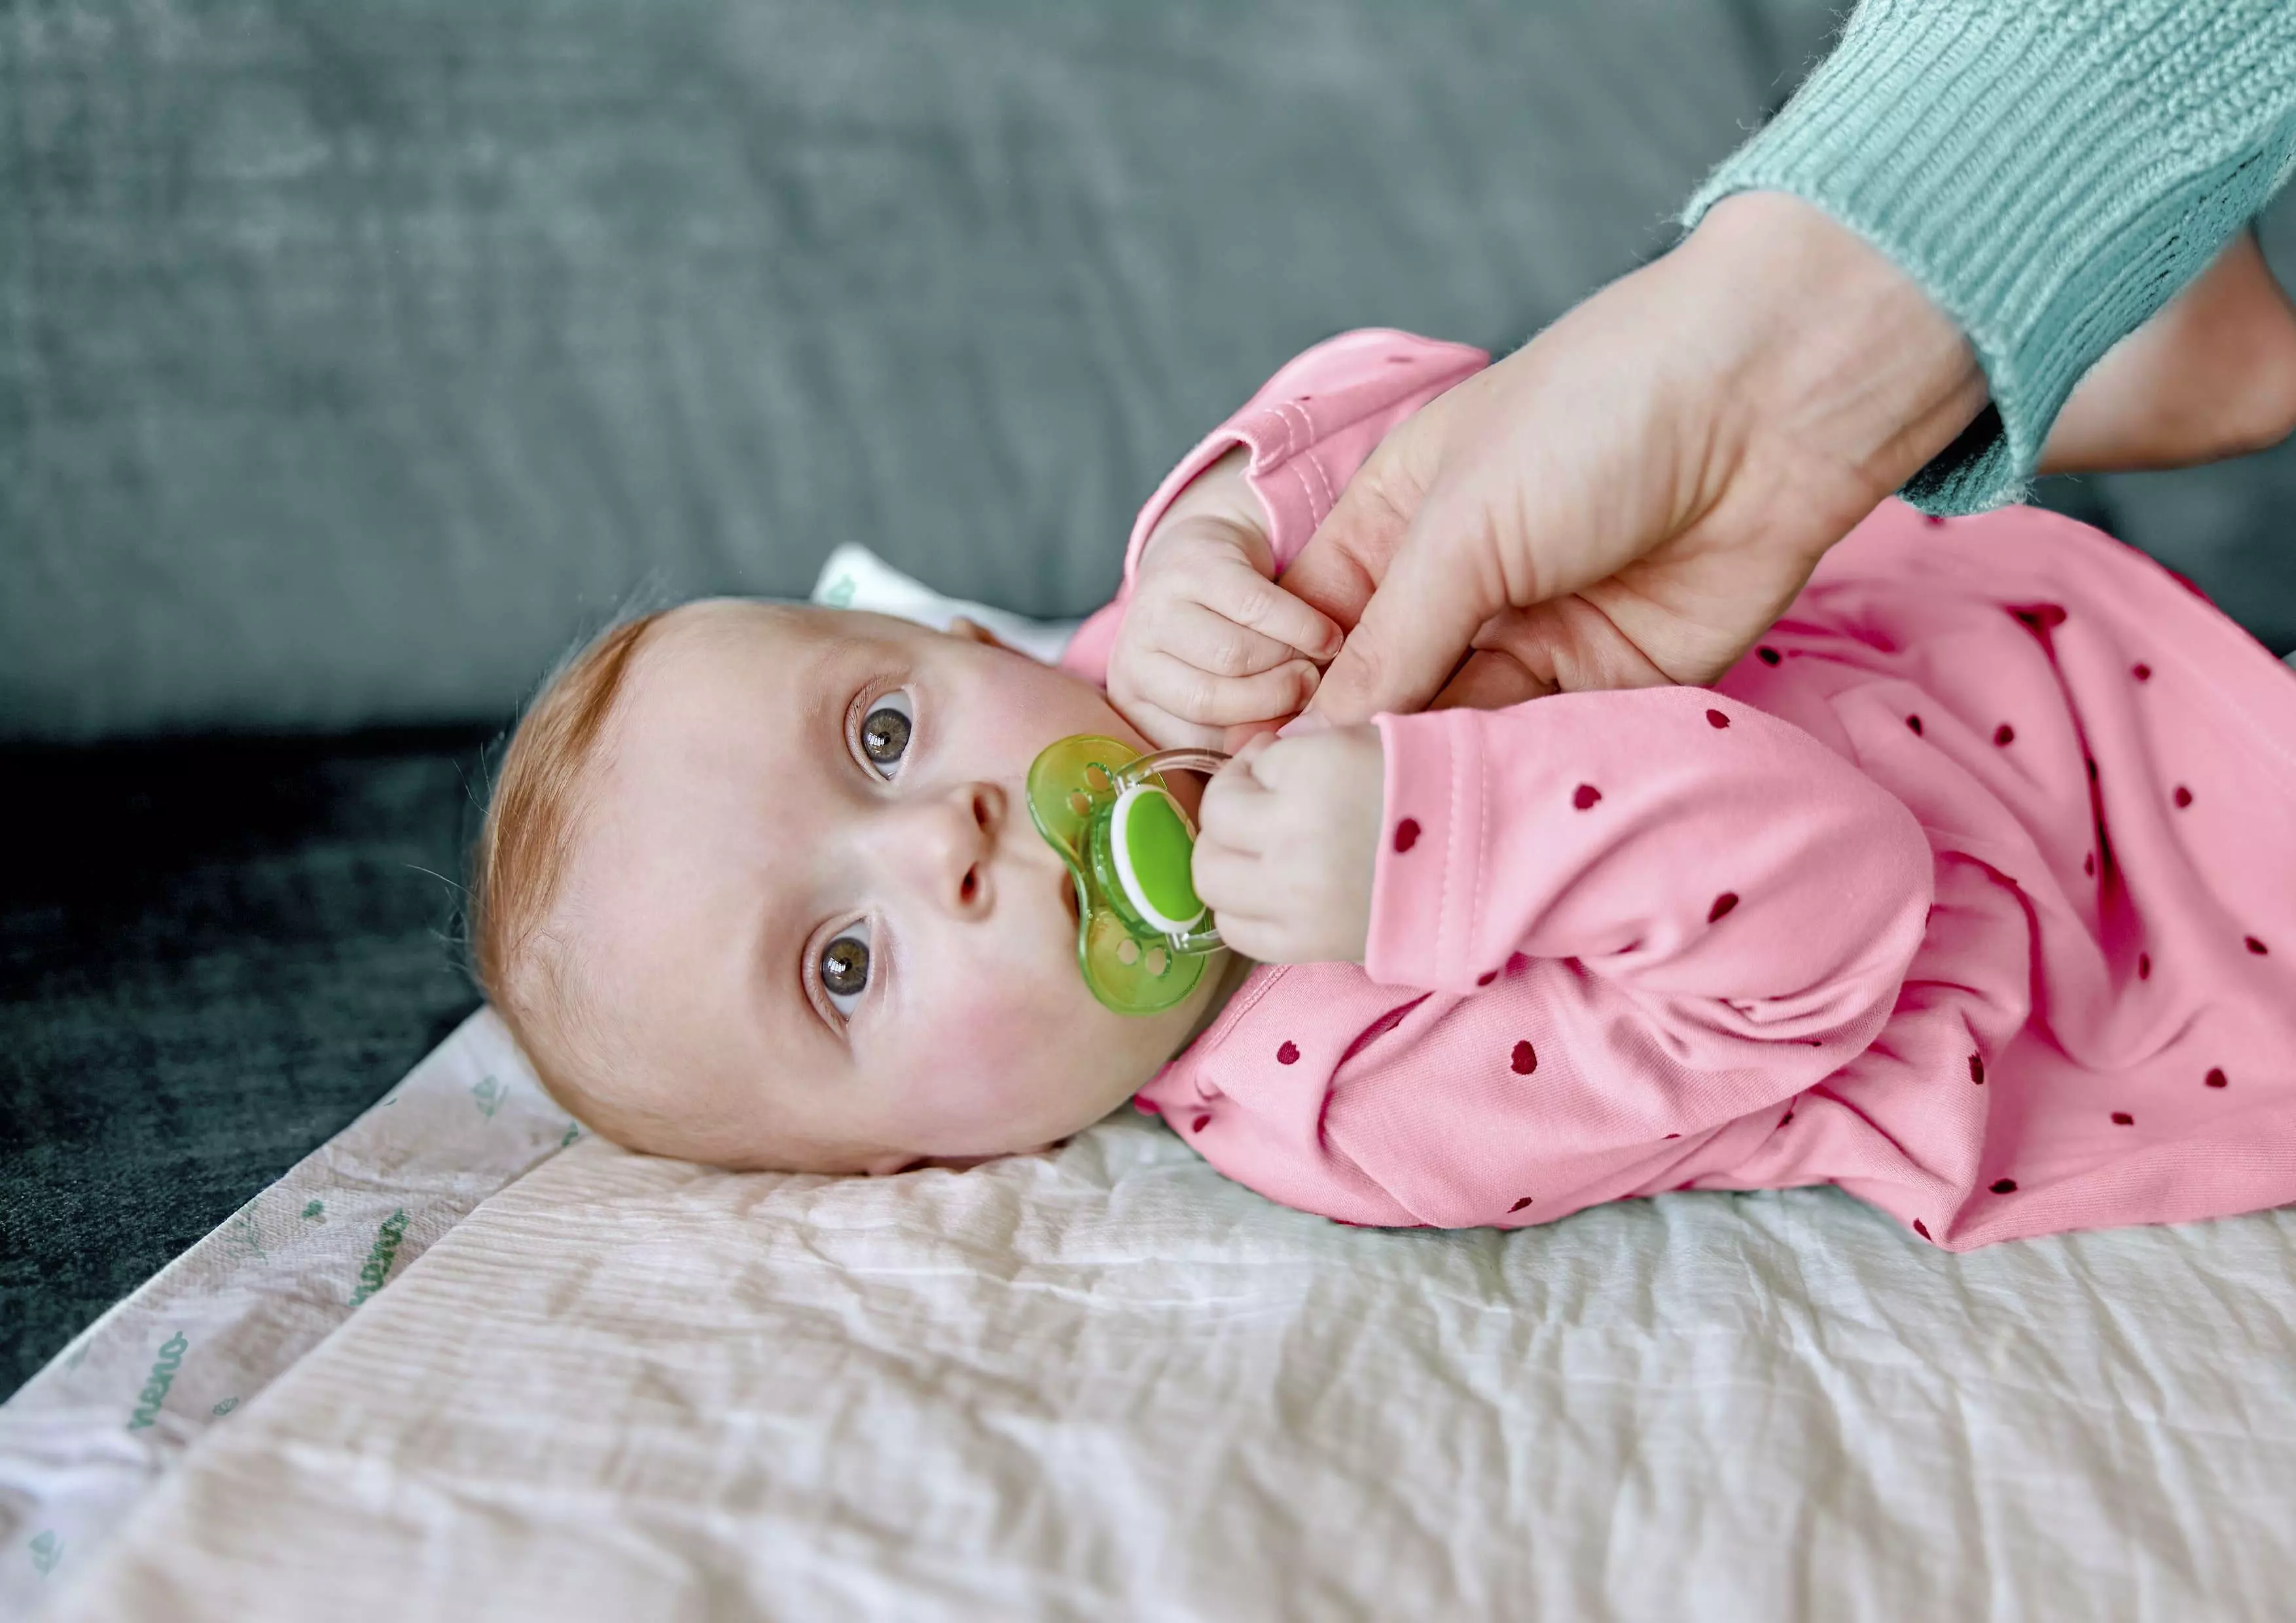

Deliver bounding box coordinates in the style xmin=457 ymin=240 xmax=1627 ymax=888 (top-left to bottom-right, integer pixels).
xmin=0 ymin=732 xmax=486 ymax=1396
xmin=4 ymin=0 xmax=1857 ymax=740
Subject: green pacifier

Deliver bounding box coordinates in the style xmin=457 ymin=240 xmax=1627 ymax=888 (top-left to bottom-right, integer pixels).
xmin=1026 ymin=735 xmax=1229 ymax=1014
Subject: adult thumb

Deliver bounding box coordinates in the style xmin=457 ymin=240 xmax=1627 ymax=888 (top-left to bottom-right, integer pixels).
xmin=1299 ymin=491 xmax=1504 ymax=727
xmin=1275 ymin=402 xmax=1446 ymax=636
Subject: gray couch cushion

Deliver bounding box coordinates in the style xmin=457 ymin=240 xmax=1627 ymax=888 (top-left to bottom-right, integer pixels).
xmin=3 ymin=1 xmax=2286 ymax=741
xmin=3 ymin=0 xmax=1842 ymax=738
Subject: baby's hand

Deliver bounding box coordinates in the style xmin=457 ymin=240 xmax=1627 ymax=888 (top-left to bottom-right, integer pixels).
xmin=1107 ymin=448 xmax=1342 ymax=751
xmin=1193 ymin=726 xmax=1385 ymax=964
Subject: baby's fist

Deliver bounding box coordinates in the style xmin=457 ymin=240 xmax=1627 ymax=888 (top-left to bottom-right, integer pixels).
xmin=1192 ymin=725 xmax=1385 ymax=964
xmin=1105 ymin=448 xmax=1341 ymax=751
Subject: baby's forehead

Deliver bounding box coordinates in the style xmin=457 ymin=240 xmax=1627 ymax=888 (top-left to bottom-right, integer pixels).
xmin=627 ymin=599 xmax=912 ymax=705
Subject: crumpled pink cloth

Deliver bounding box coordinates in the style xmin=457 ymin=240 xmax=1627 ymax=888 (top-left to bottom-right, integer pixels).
xmin=1089 ymin=330 xmax=2296 ymax=1250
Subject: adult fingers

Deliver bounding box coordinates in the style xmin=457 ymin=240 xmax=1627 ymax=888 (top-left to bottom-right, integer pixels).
xmin=1218 ymin=717 xmax=1294 ymax=753
xmin=1297 ymin=489 xmax=1509 ymax=725
xmin=1128 ymin=649 xmax=1320 ymax=728
xmin=1274 ymin=387 xmax=1456 ymax=635
xmin=1429 ymin=646 xmax=1556 ymax=713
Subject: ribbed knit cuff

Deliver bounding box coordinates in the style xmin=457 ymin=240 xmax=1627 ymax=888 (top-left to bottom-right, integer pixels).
xmin=1684 ymin=0 xmax=2296 ymax=514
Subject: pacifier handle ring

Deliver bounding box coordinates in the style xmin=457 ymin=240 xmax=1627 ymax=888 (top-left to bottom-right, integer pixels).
xmin=1117 ymin=745 xmax=1231 ymax=787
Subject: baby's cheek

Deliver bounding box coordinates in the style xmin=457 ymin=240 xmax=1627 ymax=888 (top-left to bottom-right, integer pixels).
xmin=888 ymin=972 xmax=1103 ymax=1147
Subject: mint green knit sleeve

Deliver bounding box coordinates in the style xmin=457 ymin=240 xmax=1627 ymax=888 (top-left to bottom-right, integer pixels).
xmin=1683 ymin=0 xmax=2296 ymax=514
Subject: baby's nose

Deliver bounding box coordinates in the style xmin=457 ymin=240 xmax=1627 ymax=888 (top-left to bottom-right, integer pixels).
xmin=900 ymin=781 xmax=1005 ymax=916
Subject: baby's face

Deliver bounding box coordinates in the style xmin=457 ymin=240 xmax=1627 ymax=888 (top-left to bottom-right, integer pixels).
xmin=560 ymin=600 xmax=1221 ymax=1172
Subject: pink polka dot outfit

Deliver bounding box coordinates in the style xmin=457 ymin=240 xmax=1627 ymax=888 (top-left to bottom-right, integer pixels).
xmin=1062 ymin=331 xmax=2296 ymax=1251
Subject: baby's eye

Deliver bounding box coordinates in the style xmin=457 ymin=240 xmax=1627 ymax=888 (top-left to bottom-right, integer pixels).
xmin=817 ymin=923 xmax=872 ymax=1018
xmin=857 ymin=690 xmax=914 ymax=778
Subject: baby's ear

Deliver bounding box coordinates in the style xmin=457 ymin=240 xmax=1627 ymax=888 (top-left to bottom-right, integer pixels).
xmin=947 ymin=616 xmax=1013 ymax=652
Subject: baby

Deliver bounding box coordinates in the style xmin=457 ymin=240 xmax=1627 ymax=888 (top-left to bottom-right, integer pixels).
xmin=473 ymin=234 xmax=2296 ymax=1249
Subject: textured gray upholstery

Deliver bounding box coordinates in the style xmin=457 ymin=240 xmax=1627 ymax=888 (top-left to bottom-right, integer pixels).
xmin=2 ymin=1 xmax=2288 ymax=741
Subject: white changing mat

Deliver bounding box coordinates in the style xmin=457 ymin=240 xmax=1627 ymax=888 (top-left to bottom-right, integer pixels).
xmin=0 ymin=1011 xmax=577 ymax=1616
xmin=35 ymin=1099 xmax=2296 ymax=1621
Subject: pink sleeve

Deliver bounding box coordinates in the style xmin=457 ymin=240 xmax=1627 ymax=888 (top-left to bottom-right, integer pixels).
xmin=1295 ymin=688 xmax=1937 ymax=1226
xmin=1059 ymin=329 xmax=1488 ymax=685
xmin=1377 ymin=683 xmax=1929 ymax=1058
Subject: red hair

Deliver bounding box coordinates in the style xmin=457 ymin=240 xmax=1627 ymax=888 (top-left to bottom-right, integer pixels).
xmin=469 ymin=611 xmax=670 ymax=1121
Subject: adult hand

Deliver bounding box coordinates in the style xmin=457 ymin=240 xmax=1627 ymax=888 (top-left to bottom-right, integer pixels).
xmin=1278 ymin=192 xmax=1988 ymax=723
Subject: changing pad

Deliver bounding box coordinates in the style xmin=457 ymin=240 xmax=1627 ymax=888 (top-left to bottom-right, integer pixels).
xmin=35 ymin=1102 xmax=2296 ymax=1620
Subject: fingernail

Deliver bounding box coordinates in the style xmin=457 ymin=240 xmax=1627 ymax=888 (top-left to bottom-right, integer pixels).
xmin=1277 ymin=711 xmax=1331 ymax=739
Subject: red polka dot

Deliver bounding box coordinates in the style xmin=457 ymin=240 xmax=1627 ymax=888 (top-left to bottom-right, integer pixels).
xmin=2138 ymin=952 xmax=2151 ymax=979
xmin=1476 ymin=971 xmax=1497 ymax=987
xmin=1990 ymin=1178 xmax=2018 ymax=1194
xmin=1706 ymin=709 xmax=1731 ymax=729
xmin=2132 ymin=662 xmax=2152 ymax=682
xmin=1572 ymin=783 xmax=1602 ymax=810
xmin=1392 ymin=818 xmax=1421 ymax=853
xmin=1906 ymin=715 xmax=1924 ymax=736
xmin=1276 ymin=1041 xmax=1300 ymax=1065
xmin=1968 ymin=1054 xmax=1985 ymax=1085
xmin=1912 ymin=1219 xmax=1932 ymax=1240
xmin=1994 ymin=723 xmax=2015 ymax=746
xmin=1505 ymin=953 xmax=1530 ymax=977
xmin=2206 ymin=1067 xmax=2228 ymax=1088
xmin=1134 ymin=1096 xmax=1160 ymax=1114
xmin=2246 ymin=936 xmax=2269 ymax=955
xmin=1757 ymin=646 xmax=1781 ymax=666
xmin=2111 ymin=1111 xmax=2134 ymax=1126
xmin=2083 ymin=852 xmax=2094 ymax=876
xmin=1191 ymin=1115 xmax=1211 ymax=1132
xmin=1508 ymin=1196 xmax=1534 ymax=1213
xmin=2173 ymin=785 xmax=2193 ymax=808
xmin=1664 ymin=1133 xmax=1681 ymax=1139
xmin=1707 ymin=892 xmax=1739 ymax=923
xmin=1923 ymin=514 xmax=1946 ymax=527
xmin=1510 ymin=1040 xmax=1537 ymax=1075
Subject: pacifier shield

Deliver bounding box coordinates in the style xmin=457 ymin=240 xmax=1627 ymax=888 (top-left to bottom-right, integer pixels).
xmin=1108 ymin=785 xmax=1203 ymax=934
xmin=1025 ymin=734 xmax=1228 ymax=1016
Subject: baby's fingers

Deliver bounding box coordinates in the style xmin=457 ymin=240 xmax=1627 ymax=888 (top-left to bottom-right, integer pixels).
xmin=1194 ymin=747 xmax=1275 ymax=851
xmin=1155 ymin=598 xmax=1316 ymax=679
xmin=1130 ymin=649 xmax=1321 ymax=729
xmin=1114 ymin=694 xmax=1227 ymax=753
xmin=1189 ymin=833 xmax=1279 ymax=931
xmin=1204 ymin=553 xmax=1344 ymax=663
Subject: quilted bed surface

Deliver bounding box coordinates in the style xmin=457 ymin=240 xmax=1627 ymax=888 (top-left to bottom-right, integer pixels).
xmin=45 ymin=1103 xmax=2296 ymax=1620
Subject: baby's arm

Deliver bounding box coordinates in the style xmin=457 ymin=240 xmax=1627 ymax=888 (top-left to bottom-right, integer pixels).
xmin=1191 ymin=688 xmax=1934 ymax=1226
xmin=1200 ymin=686 xmax=1931 ymax=1046
xmin=1366 ymin=689 xmax=1932 ymax=1020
